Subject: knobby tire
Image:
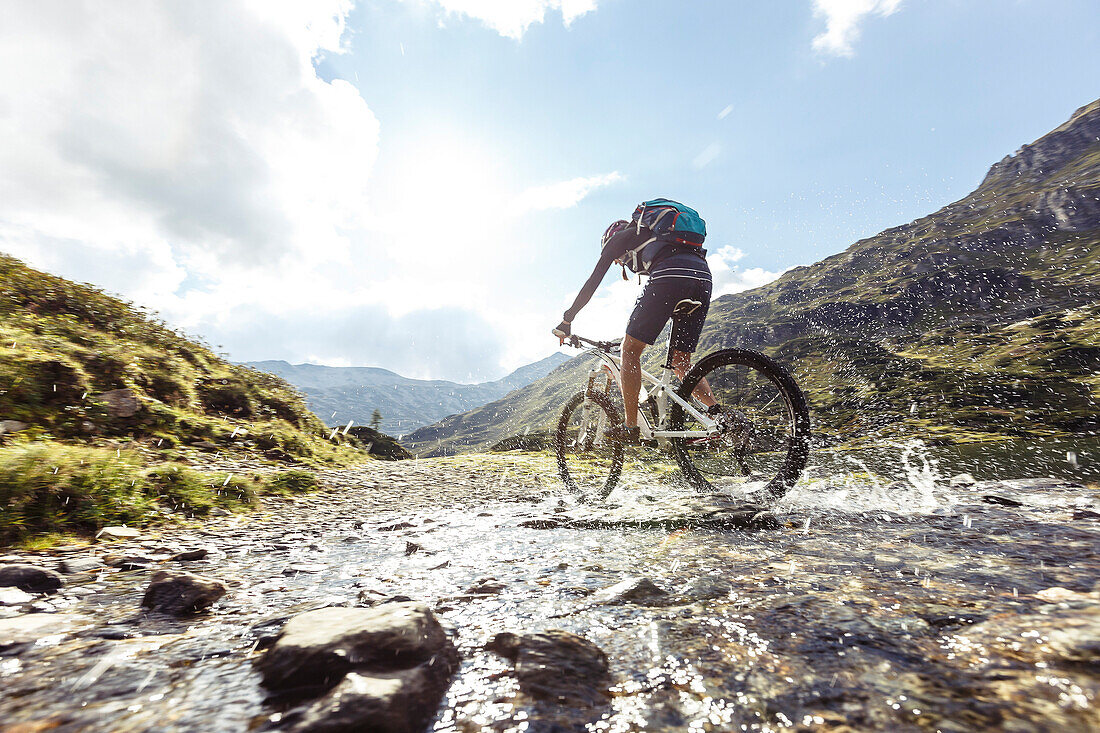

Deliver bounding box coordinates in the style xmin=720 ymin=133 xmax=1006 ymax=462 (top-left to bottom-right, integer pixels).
xmin=670 ymin=348 xmax=811 ymax=501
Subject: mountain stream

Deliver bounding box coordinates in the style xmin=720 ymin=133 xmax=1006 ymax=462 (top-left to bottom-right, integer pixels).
xmin=1 ymin=445 xmax=1098 ymax=731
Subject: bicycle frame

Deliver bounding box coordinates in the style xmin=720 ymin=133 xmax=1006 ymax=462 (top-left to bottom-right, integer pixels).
xmin=582 ymin=346 xmax=715 ymax=442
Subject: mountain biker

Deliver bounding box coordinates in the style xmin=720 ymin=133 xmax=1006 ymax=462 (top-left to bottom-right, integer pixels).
xmin=553 ymin=200 xmax=718 ymax=444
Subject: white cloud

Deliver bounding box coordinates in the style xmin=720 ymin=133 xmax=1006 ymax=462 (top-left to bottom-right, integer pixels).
xmin=717 ymin=104 xmax=734 ymax=120
xmin=811 ymin=0 xmax=902 ymax=57
xmin=708 ymin=245 xmax=786 ymax=297
xmin=0 ymin=0 xmax=377 ymax=281
xmin=513 ymin=172 xmax=623 ymax=213
xmin=409 ymin=0 xmax=598 ymax=39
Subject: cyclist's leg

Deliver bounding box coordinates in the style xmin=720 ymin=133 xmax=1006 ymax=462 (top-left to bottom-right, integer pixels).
xmin=671 ymin=349 xmax=717 ymax=408
xmin=623 ymin=278 xmax=676 ymax=427
xmin=619 ymin=335 xmax=646 ymax=428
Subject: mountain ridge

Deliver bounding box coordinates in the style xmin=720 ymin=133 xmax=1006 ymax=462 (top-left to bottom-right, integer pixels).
xmin=246 ymin=352 xmax=570 ymax=435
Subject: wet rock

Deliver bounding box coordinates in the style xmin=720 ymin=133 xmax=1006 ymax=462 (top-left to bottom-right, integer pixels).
xmin=404 ymin=542 xmax=421 ymax=555
xmin=982 ymin=494 xmax=1023 ymax=507
xmin=0 ymin=613 xmax=86 ymax=653
xmin=486 ymin=630 xmax=610 ymax=707
xmin=170 ymin=549 xmax=208 ymax=562
xmin=1035 ymin=587 xmax=1096 ymax=603
xmin=593 ymin=576 xmax=669 ymax=605
xmin=140 ymin=570 xmax=227 ymax=615
xmin=680 ymin=575 xmax=735 ymax=601
xmin=356 ymin=588 xmax=387 ymax=606
xmin=287 ymin=667 xmax=453 ymax=733
xmin=378 ymin=522 xmax=415 ymax=532
xmin=258 ymin=603 xmax=459 ymax=695
xmin=97 ymin=526 xmax=142 ymax=540
xmin=97 ymin=388 xmax=139 ymax=418
xmin=518 ymin=518 xmax=562 ymax=529
xmin=0 ymin=587 xmax=34 ymax=606
xmin=0 ymin=564 xmax=64 ymax=593
xmin=463 ymin=577 xmax=505 ymax=595
xmin=950 ymin=473 xmax=977 ymax=487
xmin=962 ymin=606 xmax=1100 ymax=667
xmin=108 ymin=555 xmax=157 ymax=570
xmin=58 ymin=557 xmax=104 ymax=574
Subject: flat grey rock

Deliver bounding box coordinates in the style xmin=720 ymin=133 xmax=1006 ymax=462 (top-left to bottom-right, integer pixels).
xmin=58 ymin=557 xmax=104 ymax=574
xmin=0 ymin=613 xmax=88 ymax=652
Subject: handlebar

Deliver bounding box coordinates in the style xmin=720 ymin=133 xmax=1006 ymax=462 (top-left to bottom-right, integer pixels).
xmin=564 ymin=334 xmax=622 ymax=353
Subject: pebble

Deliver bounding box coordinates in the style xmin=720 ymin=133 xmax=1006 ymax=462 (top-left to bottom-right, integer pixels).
xmin=0 ymin=588 xmax=34 ymax=606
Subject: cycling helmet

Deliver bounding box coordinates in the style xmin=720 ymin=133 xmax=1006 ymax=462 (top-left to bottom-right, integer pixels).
xmin=601 ymin=219 xmax=630 ymax=249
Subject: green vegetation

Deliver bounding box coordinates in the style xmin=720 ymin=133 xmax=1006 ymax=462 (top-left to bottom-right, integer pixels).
xmin=0 ymin=252 xmax=385 ymax=546
xmin=0 ymin=439 xmax=323 ymax=545
xmin=0 ymin=252 xmax=363 ymax=465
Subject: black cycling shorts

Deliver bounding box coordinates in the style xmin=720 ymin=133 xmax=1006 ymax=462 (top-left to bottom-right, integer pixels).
xmin=626 ymin=275 xmax=712 ymax=352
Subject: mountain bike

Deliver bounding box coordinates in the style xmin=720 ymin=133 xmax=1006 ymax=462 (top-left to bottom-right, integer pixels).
xmin=555 ymin=299 xmax=811 ymax=502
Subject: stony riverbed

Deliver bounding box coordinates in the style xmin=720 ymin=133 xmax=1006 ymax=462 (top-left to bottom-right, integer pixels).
xmin=0 ymin=451 xmax=1098 ymax=732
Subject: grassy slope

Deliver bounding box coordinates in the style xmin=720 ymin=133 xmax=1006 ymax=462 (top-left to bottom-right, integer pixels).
xmin=0 ymin=254 xmax=366 ymax=544
xmin=406 ymin=99 xmax=1100 ymax=456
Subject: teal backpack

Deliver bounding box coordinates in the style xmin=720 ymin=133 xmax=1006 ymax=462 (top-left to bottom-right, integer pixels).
xmin=623 ymin=198 xmax=707 ymax=274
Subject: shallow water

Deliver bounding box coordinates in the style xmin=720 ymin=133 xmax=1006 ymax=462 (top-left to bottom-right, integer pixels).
xmin=1 ymin=448 xmax=1098 ymax=731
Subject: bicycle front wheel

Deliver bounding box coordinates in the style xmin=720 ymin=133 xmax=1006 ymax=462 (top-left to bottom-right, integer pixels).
xmin=555 ymin=390 xmax=624 ymax=499
xmin=670 ymin=349 xmax=810 ymax=501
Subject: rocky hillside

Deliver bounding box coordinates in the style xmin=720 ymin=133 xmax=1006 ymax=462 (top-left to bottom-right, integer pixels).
xmin=247 ymin=353 xmax=569 ymax=436
xmin=405 ymin=99 xmax=1100 ymax=456
xmin=0 ymin=253 xmax=356 ymax=464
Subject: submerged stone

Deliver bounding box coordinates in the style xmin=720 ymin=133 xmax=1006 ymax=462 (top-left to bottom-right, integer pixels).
xmin=487 ymin=630 xmax=611 ymax=708
xmin=141 ymin=570 xmax=226 ymax=615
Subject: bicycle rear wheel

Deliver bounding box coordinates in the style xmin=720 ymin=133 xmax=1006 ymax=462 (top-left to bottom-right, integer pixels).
xmin=555 ymin=390 xmax=624 ymax=499
xmin=670 ymin=349 xmax=810 ymax=501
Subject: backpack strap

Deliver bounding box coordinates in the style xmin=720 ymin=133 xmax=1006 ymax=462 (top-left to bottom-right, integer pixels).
xmin=624 ymin=235 xmax=657 ymax=273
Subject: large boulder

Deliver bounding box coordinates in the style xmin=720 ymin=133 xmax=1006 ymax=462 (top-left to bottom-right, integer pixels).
xmin=141 ymin=570 xmax=226 ymax=615
xmin=258 ymin=603 xmax=459 ymax=694
xmin=259 ymin=603 xmax=460 ymax=733
xmin=0 ymin=564 xmax=64 ymax=593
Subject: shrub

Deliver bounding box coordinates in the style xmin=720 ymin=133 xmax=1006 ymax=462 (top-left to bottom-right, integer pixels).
xmin=267 ymin=469 xmax=319 ymax=494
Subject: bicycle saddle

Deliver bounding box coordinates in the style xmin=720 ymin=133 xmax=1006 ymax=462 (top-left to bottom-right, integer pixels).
xmin=672 ymin=299 xmax=702 ymax=316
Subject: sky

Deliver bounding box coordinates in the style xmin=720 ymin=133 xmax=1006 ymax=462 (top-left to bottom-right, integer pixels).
xmin=0 ymin=0 xmax=1097 ymax=382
